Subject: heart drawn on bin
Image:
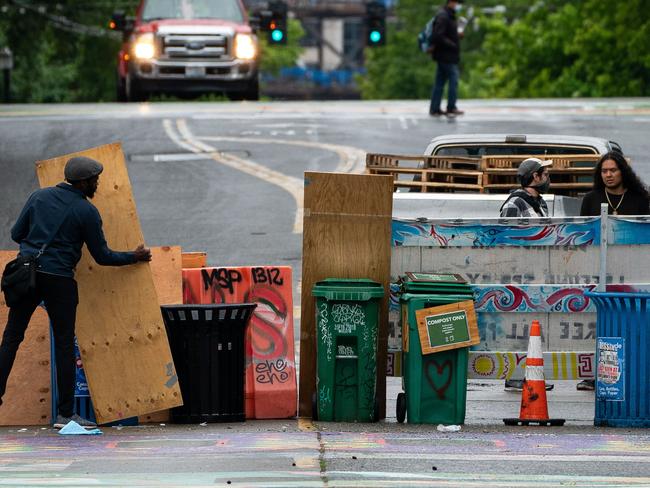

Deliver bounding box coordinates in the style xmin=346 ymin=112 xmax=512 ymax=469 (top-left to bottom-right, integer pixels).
xmin=424 ymin=358 xmax=453 ymax=400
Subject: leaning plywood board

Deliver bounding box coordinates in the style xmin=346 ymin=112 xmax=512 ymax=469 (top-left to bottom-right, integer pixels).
xmin=299 ymin=172 xmax=393 ymax=418
xmin=36 ymin=143 xmax=183 ymax=424
xmin=138 ymin=246 xmax=183 ymax=423
xmin=0 ymin=251 xmax=52 ymax=426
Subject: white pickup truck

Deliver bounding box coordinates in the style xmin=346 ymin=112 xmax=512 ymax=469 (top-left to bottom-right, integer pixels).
xmin=423 ymin=133 xmax=622 ymax=158
xmin=385 ymin=134 xmax=624 ymax=218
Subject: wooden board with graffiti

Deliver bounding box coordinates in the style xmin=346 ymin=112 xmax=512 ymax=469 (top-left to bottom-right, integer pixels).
xmin=183 ymin=266 xmax=297 ymax=419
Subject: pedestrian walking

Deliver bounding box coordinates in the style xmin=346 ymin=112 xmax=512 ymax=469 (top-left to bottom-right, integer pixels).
xmin=0 ymin=156 xmax=151 ymax=427
xmin=577 ymin=151 xmax=649 ymax=391
xmin=500 ymin=157 xmax=555 ymax=392
xmin=429 ymin=0 xmax=465 ymax=117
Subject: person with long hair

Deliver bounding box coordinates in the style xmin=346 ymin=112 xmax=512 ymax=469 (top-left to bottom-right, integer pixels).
xmin=577 ymin=151 xmax=649 ymax=391
xmin=580 ymin=151 xmax=650 ymax=216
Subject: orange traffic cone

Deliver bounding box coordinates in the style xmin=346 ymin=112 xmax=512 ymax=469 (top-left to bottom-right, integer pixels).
xmin=503 ymin=320 xmax=565 ymax=426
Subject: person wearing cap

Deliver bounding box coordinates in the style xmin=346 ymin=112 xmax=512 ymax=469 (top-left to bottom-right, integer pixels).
xmin=500 ymin=157 xmax=554 ymax=392
xmin=0 ymin=156 xmax=151 ymax=428
xmin=499 ymin=158 xmax=553 ymax=218
xmin=429 ymin=0 xmax=465 ymax=117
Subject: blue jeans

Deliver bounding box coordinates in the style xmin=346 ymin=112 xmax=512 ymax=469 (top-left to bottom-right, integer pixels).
xmin=429 ymin=62 xmax=459 ymax=113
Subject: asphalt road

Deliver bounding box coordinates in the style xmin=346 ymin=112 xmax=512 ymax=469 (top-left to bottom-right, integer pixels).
xmin=2 ymin=99 xmax=650 ymax=486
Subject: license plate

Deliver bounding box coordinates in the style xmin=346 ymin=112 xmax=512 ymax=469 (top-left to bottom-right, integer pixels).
xmin=186 ymin=66 xmax=205 ymax=78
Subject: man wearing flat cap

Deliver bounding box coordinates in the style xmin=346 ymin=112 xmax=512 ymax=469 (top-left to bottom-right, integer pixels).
xmin=500 ymin=158 xmax=553 ymax=218
xmin=0 ymin=156 xmax=151 ymax=428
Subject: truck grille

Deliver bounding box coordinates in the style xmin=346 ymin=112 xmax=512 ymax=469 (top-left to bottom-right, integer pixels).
xmin=162 ymin=34 xmax=230 ymax=60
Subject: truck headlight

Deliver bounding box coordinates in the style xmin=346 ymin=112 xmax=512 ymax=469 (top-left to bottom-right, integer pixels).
xmin=134 ymin=33 xmax=156 ymax=60
xmin=234 ymin=34 xmax=256 ymax=60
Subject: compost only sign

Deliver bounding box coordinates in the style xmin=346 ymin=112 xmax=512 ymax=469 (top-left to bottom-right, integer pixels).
xmin=597 ymin=337 xmax=625 ymax=401
xmin=415 ymin=300 xmax=480 ymax=355
xmin=425 ymin=311 xmax=470 ymax=347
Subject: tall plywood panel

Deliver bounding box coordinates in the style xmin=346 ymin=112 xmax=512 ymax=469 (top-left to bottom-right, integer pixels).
xmin=299 ymin=172 xmax=393 ymax=418
xmin=0 ymin=251 xmax=51 ymax=426
xmin=138 ymin=246 xmax=183 ymax=423
xmin=36 ymin=143 xmax=183 ymax=424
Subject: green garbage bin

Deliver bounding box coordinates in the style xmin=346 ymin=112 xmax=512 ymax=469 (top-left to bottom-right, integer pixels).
xmin=312 ymin=279 xmax=384 ymax=422
xmin=397 ymin=273 xmax=475 ymax=425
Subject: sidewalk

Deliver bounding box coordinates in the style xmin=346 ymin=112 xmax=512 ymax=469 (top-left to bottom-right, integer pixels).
xmin=386 ymin=377 xmax=595 ymax=427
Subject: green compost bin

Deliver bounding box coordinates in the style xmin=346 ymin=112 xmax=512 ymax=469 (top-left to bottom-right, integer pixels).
xmin=312 ymin=279 xmax=384 ymax=422
xmin=397 ymin=273 xmax=474 ymax=425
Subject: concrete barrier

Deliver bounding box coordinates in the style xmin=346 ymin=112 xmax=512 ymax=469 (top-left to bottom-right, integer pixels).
xmin=388 ymin=215 xmax=650 ymax=380
xmin=182 ymin=266 xmax=297 ymax=419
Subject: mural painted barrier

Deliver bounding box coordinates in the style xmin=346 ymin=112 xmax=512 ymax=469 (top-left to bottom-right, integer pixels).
xmin=388 ymin=216 xmax=650 ymax=380
xmin=183 ymin=266 xmax=297 ymax=419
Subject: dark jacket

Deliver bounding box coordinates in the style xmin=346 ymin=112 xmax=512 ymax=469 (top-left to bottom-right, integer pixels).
xmin=432 ymin=6 xmax=460 ymax=64
xmin=11 ymin=183 xmax=136 ymax=278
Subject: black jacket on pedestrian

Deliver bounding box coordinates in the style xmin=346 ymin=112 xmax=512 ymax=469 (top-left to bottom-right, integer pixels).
xmin=11 ymin=183 xmax=136 ymax=278
xmin=431 ymin=6 xmax=460 ymax=64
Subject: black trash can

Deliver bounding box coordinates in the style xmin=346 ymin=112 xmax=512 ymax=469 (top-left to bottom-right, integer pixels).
xmin=161 ymin=303 xmax=256 ymax=423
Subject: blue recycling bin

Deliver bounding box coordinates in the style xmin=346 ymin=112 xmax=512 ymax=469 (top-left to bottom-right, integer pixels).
xmin=585 ymin=292 xmax=650 ymax=427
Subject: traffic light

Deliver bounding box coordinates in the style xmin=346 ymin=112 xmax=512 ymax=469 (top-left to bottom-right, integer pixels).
xmin=365 ymin=1 xmax=386 ymax=47
xmin=267 ymin=0 xmax=287 ymax=45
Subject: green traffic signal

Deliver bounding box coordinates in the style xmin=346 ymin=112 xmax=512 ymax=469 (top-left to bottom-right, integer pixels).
xmin=271 ymin=29 xmax=284 ymax=43
xmin=369 ymin=30 xmax=382 ymax=44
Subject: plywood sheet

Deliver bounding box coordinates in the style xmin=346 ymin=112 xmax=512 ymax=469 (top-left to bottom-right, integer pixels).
xmin=181 ymin=252 xmax=207 ymax=269
xmin=138 ymin=246 xmax=182 ymax=424
xmin=299 ymin=172 xmax=393 ymax=418
xmin=36 ymin=143 xmax=183 ymax=424
xmin=0 ymin=251 xmax=51 ymax=426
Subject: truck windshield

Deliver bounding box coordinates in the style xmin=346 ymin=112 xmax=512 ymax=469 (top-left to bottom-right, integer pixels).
xmin=141 ymin=0 xmax=244 ymax=22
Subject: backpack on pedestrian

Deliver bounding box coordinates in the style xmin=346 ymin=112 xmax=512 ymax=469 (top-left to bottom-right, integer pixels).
xmin=417 ymin=17 xmax=435 ymax=54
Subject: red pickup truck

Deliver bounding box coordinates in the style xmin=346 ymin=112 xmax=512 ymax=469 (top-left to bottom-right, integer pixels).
xmin=112 ymin=0 xmax=259 ymax=102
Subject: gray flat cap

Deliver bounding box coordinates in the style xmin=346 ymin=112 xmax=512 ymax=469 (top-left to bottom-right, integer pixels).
xmin=64 ymin=157 xmax=104 ymax=182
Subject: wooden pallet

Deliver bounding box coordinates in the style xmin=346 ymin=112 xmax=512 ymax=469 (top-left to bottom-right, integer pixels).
xmin=366 ymin=153 xmax=480 ymax=171
xmin=366 ymin=152 xmax=600 ymax=195
xmin=480 ymin=154 xmax=601 ymax=171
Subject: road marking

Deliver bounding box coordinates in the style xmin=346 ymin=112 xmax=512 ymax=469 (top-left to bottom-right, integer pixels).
xmin=199 ymin=135 xmax=367 ymax=174
xmin=163 ymin=119 xmax=304 ymax=233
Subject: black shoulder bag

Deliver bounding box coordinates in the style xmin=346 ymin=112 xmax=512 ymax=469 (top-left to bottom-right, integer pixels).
xmin=1 ymin=207 xmax=72 ymax=307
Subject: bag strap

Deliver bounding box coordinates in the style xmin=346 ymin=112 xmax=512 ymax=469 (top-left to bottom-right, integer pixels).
xmin=36 ymin=205 xmax=73 ymax=258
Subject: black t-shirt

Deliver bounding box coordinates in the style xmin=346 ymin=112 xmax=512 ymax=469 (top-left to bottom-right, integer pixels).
xmin=580 ymin=188 xmax=650 ymax=216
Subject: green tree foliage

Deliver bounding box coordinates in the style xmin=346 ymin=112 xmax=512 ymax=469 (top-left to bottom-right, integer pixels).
xmin=361 ymin=0 xmax=650 ymax=99
xmin=0 ymin=0 xmax=129 ymax=102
